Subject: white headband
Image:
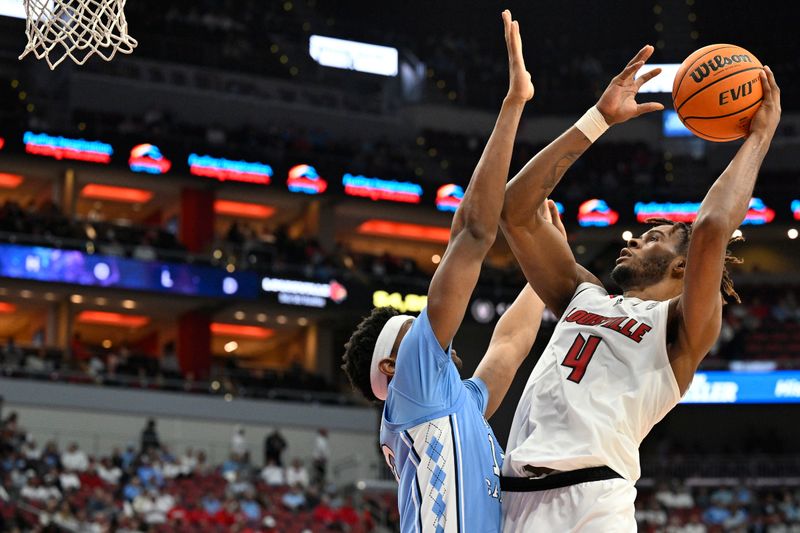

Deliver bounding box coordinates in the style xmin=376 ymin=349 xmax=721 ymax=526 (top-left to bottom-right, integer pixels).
xmin=370 ymin=314 xmax=413 ymax=401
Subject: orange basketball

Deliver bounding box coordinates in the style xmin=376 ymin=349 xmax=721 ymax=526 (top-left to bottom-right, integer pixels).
xmin=672 ymin=44 xmax=764 ymax=142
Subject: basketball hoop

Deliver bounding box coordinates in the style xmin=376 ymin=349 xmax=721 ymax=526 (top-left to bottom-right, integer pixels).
xmin=19 ymin=0 xmax=137 ymax=70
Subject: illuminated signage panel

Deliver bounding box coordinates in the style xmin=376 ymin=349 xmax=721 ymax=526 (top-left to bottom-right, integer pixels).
xmin=343 ymin=173 xmax=423 ymax=204
xmin=578 ymin=199 xmax=619 ymax=227
xmin=24 ymin=131 xmax=113 ymax=163
xmin=188 ymin=154 xmax=272 ymax=185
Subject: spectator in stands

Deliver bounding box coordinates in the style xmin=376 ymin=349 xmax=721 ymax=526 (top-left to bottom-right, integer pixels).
xmin=202 ymin=492 xmax=222 ymax=516
xmin=723 ymin=505 xmax=749 ymax=529
xmin=735 ymin=482 xmax=753 ymax=506
xmin=58 ymin=466 xmax=81 ymax=491
xmin=231 ymin=425 xmax=248 ymax=458
xmin=226 ymin=222 xmax=245 ymax=246
xmin=261 ymin=458 xmax=285 ymax=486
xmin=194 ymin=450 xmax=211 ymax=475
xmin=24 ymin=347 xmax=49 ymax=373
xmin=336 ymin=496 xmax=361 ymax=529
xmin=685 ymin=513 xmax=707 ymax=533
xmin=137 ymin=454 xmax=165 ymax=489
xmin=702 ymin=499 xmax=732 ymax=525
xmin=240 ymin=488 xmax=262 ymax=523
xmin=69 ymin=333 xmax=89 ymax=365
xmin=312 ymin=494 xmax=337 ymax=525
xmin=21 ymin=474 xmax=61 ymax=502
xmin=87 ymin=353 xmax=105 ymax=377
xmin=52 ymin=500 xmax=79 ymax=530
xmin=2 ymin=410 xmax=18 ymax=433
xmin=161 ymin=450 xmax=182 ymax=479
xmin=222 ymin=452 xmax=245 ymax=481
xmin=60 ymin=442 xmax=89 ymax=472
xmin=40 ymin=441 xmax=61 ymax=469
xmin=123 ymin=476 xmax=144 ymax=501
xmin=133 ymin=232 xmax=158 ymax=261
xmin=312 ymin=428 xmax=329 ymax=486
xmin=281 ymin=484 xmax=307 ymax=512
xmin=86 ymin=486 xmax=112 ymax=516
xmin=96 ymin=457 xmax=122 ymax=485
xmin=160 ymin=341 xmax=181 ymax=379
xmin=140 ymin=418 xmax=160 ymax=454
xmin=286 ymin=457 xmax=309 ymax=488
xmin=227 ymin=470 xmax=254 ymax=496
xmin=2 ymin=337 xmax=22 ymax=366
xmin=179 ymin=447 xmax=197 ymax=476
xmin=22 ymin=438 xmax=41 ymax=461
xmin=656 ymin=480 xmax=695 ymax=509
xmin=121 ymin=444 xmax=138 ymax=470
xmin=636 ymin=498 xmax=667 ymax=529
xmin=264 ymin=427 xmax=287 ymax=466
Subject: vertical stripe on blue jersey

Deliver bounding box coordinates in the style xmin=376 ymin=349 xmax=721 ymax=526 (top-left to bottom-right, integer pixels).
xmin=401 ymin=431 xmax=424 ymax=533
xmin=450 ymin=413 xmax=465 ymax=533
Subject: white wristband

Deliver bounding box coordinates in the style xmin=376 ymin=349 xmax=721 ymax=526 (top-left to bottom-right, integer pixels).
xmin=574 ymin=106 xmax=610 ymax=143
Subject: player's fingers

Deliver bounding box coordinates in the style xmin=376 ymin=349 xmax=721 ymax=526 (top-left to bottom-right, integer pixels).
xmin=635 ymin=101 xmax=665 ymax=116
xmin=502 ymin=10 xmax=511 ymax=41
xmin=618 ymin=61 xmax=644 ymax=81
xmin=539 ymin=200 xmax=552 ymax=224
xmin=512 ymin=21 xmax=526 ymax=62
xmin=625 ymin=45 xmax=652 ymax=68
xmin=635 ymin=67 xmax=661 ymax=89
xmin=764 ymin=65 xmax=780 ymax=93
xmin=758 ymin=70 xmax=772 ymax=102
xmin=548 ymin=203 xmax=567 ymax=238
xmin=548 ymin=201 xmax=567 ymax=238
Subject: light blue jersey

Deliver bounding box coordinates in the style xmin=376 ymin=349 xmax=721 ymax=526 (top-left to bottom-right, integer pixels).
xmin=380 ymin=308 xmax=504 ymax=533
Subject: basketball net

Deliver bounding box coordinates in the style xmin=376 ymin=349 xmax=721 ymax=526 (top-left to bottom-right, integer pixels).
xmin=19 ymin=0 xmax=137 ymax=69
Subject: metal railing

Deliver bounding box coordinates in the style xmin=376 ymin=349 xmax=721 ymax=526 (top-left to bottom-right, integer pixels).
xmin=0 ymin=364 xmax=360 ymax=407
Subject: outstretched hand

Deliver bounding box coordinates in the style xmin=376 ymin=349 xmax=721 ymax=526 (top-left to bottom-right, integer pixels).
xmin=596 ymin=45 xmax=664 ymax=125
xmin=503 ymin=10 xmax=534 ymax=104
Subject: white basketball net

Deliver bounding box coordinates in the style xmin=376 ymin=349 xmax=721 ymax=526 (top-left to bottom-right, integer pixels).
xmin=19 ymin=0 xmax=137 ymax=69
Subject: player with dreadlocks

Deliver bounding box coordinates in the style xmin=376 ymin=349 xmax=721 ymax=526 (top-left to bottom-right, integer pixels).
xmin=497 ymin=46 xmax=782 ymax=531
xmin=341 ymin=11 xmax=549 ymax=533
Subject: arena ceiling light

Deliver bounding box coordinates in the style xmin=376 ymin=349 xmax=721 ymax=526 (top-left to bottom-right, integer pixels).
xmin=356 ymin=219 xmax=451 ymax=244
xmin=309 ymin=35 xmax=398 ymax=77
xmin=80 ymin=183 xmax=153 ymax=204
xmin=635 ymin=63 xmax=681 ymax=93
xmin=214 ymin=200 xmax=275 ymax=219
xmin=77 ymin=310 xmax=150 ymax=328
xmin=0 ymin=0 xmax=26 ymax=19
xmin=0 ymin=173 xmax=23 ymax=188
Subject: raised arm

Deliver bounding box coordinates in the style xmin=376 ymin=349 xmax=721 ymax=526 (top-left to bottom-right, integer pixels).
xmin=501 ymin=45 xmax=663 ymax=316
xmin=474 ymin=200 xmax=563 ymax=418
xmin=426 ymin=10 xmax=532 ymax=348
xmin=669 ymin=67 xmax=781 ymax=392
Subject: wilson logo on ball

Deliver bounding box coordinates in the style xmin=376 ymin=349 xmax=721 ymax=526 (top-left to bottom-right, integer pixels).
xmin=689 ymin=54 xmax=753 ymax=83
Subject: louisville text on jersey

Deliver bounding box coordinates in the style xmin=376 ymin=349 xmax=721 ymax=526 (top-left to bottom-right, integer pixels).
xmin=564 ymin=308 xmax=653 ymax=343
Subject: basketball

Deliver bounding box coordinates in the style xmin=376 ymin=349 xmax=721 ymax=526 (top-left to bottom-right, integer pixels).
xmin=672 ymin=44 xmax=764 ymax=141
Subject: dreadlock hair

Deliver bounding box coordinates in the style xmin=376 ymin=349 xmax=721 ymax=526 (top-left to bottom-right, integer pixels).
xmin=645 ymin=218 xmax=744 ymax=304
xmin=341 ymin=306 xmax=400 ymax=403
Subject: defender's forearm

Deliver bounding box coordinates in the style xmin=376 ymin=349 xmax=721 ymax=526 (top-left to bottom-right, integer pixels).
xmin=696 ymin=132 xmax=772 ymax=232
xmin=452 ymin=98 xmax=526 ymax=242
xmin=501 ymin=127 xmax=591 ymax=228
